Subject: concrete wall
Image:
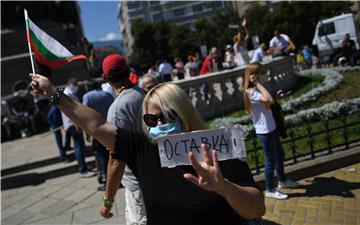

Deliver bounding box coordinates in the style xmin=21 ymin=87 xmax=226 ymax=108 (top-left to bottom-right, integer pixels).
xmin=173 ymin=56 xmax=297 ymax=120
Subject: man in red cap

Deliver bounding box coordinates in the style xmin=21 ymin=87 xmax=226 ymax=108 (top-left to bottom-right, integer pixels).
xmin=101 ymin=54 xmax=147 ymax=224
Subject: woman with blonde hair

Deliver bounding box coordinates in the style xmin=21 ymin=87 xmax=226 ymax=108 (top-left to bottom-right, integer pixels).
xmin=31 ymin=74 xmax=265 ymax=225
xmin=241 ymin=64 xmax=299 ymax=200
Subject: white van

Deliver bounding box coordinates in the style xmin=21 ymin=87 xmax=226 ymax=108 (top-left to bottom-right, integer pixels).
xmin=312 ymin=13 xmax=360 ymax=65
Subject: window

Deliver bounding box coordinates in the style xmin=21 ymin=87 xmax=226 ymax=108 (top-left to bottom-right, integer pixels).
xmin=173 ymin=8 xmax=184 ymax=17
xmin=127 ymin=1 xmax=141 ymax=10
xmin=318 ymin=22 xmax=335 ymax=36
xmin=203 ymin=2 xmax=213 ymax=8
xmin=192 ymin=4 xmax=203 ymax=13
xmin=152 ymin=12 xmax=163 ymax=21
xmin=213 ymin=1 xmax=223 ymax=8
xmin=150 ymin=1 xmax=160 ymax=6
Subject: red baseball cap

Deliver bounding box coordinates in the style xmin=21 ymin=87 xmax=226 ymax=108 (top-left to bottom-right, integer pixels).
xmin=102 ymin=54 xmax=130 ymax=80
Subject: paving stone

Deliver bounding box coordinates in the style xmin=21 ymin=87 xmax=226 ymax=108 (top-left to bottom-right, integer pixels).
xmin=22 ymin=213 xmax=51 ymax=224
xmin=291 ymin=219 xmax=305 ymax=225
xmin=1 ymin=192 xmax=28 ymax=208
xmin=318 ymin=209 xmax=330 ymax=218
xmin=65 ymin=189 xmax=96 ymax=203
xmin=12 ymin=195 xmax=43 ymax=210
xmin=33 ymin=185 xmax=63 ymax=197
xmin=294 ymin=206 xmax=306 ymax=219
xmin=318 ymin=216 xmax=344 ymax=224
xmin=344 ymin=198 xmax=356 ymax=208
xmin=49 ymin=187 xmax=78 ymax=199
xmin=304 ymin=216 xmax=317 ymax=223
xmin=280 ymin=215 xmax=293 ymax=225
xmin=1 ymin=209 xmax=35 ymax=225
xmin=45 ymin=174 xmax=79 ymax=187
xmin=27 ymin=198 xmax=58 ymax=213
xmin=72 ymin=205 xmax=107 ymax=224
xmin=1 ymin=207 xmax=20 ymax=221
xmin=42 ymin=199 xmax=76 ymax=216
xmin=320 ymin=203 xmax=331 ymax=210
xmin=344 ymin=207 xmax=360 ymax=215
xmin=1 ymin=188 xmax=19 ymax=199
xmin=306 ymin=207 xmax=318 ymax=217
xmin=32 ymin=212 xmax=73 ymax=224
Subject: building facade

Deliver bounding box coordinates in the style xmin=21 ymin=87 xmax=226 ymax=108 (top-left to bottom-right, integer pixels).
xmin=1 ymin=1 xmax=89 ymax=96
xmin=118 ymin=1 xmax=234 ymax=57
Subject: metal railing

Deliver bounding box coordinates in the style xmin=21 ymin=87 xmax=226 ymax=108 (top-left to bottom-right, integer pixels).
xmin=246 ymin=113 xmax=360 ymax=174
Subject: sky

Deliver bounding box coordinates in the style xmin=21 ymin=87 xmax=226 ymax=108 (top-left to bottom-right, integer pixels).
xmin=78 ymin=1 xmax=121 ymax=42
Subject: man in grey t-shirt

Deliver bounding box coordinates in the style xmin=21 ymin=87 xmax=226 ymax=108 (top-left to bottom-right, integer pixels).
xmin=101 ymin=54 xmax=146 ymax=225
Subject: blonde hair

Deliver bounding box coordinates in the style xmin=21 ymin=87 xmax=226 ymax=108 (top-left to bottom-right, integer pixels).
xmin=241 ymin=64 xmax=262 ymax=114
xmin=142 ymin=83 xmax=205 ymax=138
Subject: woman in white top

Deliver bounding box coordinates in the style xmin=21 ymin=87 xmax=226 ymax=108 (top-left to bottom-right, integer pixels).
xmin=241 ymin=64 xmax=299 ymax=200
xmin=233 ymin=19 xmax=250 ymax=67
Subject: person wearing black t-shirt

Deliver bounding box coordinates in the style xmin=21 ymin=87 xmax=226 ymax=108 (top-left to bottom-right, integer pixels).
xmin=341 ymin=33 xmax=356 ymax=66
xmin=31 ymin=74 xmax=266 ymax=225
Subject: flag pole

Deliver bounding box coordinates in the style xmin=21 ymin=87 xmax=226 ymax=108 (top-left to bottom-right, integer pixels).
xmin=24 ymin=9 xmax=36 ymax=75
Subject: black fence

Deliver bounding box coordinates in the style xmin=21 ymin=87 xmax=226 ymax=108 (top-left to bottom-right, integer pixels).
xmin=246 ymin=113 xmax=360 ymax=174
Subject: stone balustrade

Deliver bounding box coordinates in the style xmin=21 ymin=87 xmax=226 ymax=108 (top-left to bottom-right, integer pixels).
xmin=173 ymin=56 xmax=298 ymax=120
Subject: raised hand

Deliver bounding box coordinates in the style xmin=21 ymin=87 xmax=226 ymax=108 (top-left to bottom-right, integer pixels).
xmin=30 ymin=74 xmax=55 ymax=98
xmin=183 ymin=144 xmax=226 ymax=195
xmin=241 ymin=18 xmax=247 ymax=27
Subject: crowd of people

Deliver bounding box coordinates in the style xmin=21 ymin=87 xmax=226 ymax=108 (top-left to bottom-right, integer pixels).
xmin=141 ymin=19 xmax=299 ymax=82
xmin=26 ymin=46 xmax=307 ymax=225
xmin=9 ymin=18 xmax=348 ymax=225
xmin=30 ymin=54 xmax=267 ymax=224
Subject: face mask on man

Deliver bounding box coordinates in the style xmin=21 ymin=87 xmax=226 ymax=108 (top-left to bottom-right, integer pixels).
xmin=148 ymin=122 xmax=182 ymax=138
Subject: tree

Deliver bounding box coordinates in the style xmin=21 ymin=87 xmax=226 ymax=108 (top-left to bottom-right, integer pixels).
xmin=168 ymin=24 xmax=198 ymax=60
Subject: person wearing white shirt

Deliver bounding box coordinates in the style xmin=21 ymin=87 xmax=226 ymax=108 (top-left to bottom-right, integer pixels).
xmin=62 ymin=78 xmax=95 ymax=178
xmin=268 ymin=30 xmax=295 ymax=57
xmin=158 ymin=59 xmax=173 ymax=82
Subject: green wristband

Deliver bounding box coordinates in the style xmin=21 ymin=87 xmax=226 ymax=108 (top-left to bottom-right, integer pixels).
xmin=102 ymin=197 xmax=113 ymax=208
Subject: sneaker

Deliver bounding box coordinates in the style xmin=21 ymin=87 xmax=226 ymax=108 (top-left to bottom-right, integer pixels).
xmin=97 ymin=184 xmax=106 ymax=191
xmin=64 ymin=146 xmax=73 ymax=151
xmin=265 ymin=190 xmax=288 ymax=200
xmin=80 ymin=171 xmax=96 ymax=178
xmin=278 ymin=179 xmax=300 ymax=189
xmin=60 ymin=156 xmax=71 ymax=163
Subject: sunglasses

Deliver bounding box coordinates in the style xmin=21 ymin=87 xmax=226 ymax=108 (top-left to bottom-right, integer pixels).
xmin=143 ymin=113 xmax=166 ymax=127
xmin=143 ymin=110 xmax=178 ymax=127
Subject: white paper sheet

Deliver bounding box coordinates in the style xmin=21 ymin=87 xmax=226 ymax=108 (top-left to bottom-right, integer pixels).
xmin=156 ymin=127 xmax=246 ymax=168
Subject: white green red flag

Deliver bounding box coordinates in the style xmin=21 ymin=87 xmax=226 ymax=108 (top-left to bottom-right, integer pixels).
xmin=24 ymin=9 xmax=86 ymax=69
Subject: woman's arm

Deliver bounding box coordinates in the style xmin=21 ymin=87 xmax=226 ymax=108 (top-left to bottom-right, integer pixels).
xmin=184 ymin=144 xmax=265 ymax=219
xmin=242 ymin=19 xmax=250 ymax=42
xmin=254 ymin=82 xmax=274 ymax=111
xmin=31 ymin=74 xmax=117 ymax=149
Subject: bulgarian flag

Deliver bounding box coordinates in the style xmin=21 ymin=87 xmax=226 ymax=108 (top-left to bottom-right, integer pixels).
xmin=24 ymin=9 xmax=86 ymax=70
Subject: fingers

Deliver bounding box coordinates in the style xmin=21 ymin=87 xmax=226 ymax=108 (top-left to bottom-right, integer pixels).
xmin=188 ymin=152 xmax=206 ymax=175
xmin=212 ymin=150 xmax=220 ymax=171
xmin=200 ymin=144 xmax=212 ymax=165
xmin=183 ymin=173 xmax=199 ymax=185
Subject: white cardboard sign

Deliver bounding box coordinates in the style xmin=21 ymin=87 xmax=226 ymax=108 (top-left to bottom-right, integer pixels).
xmin=156 ymin=127 xmax=246 ymax=168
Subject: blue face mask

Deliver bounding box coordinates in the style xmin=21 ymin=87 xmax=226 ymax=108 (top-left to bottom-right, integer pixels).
xmin=148 ymin=122 xmax=182 ymax=138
